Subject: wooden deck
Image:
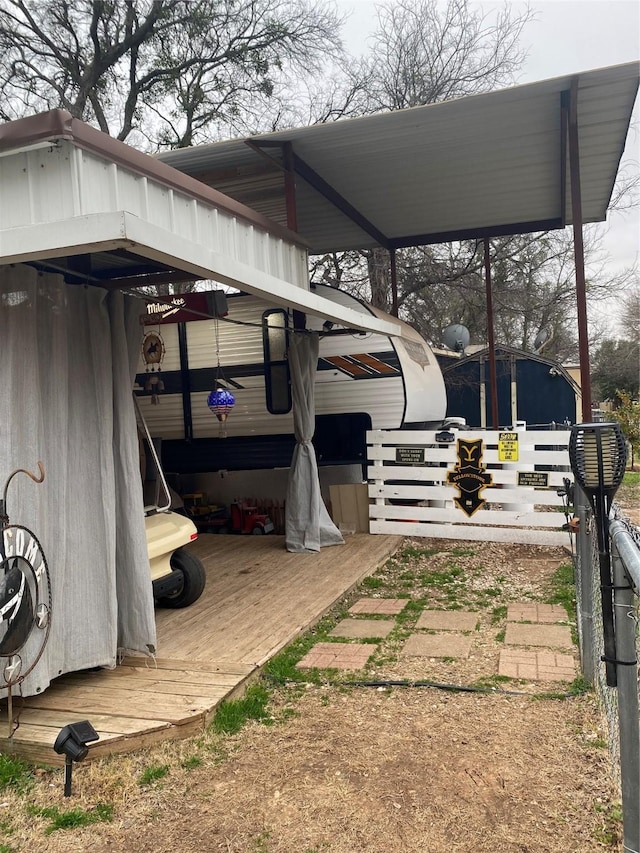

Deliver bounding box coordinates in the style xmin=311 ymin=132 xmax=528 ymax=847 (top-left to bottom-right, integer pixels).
xmin=0 ymin=533 xmax=400 ymax=765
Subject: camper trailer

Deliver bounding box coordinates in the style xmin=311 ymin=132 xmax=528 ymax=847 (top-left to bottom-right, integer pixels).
xmin=135 ymin=284 xmax=448 ymax=490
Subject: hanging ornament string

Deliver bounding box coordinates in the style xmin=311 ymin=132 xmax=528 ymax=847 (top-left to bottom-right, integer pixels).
xmin=207 ymin=315 xmax=235 ymax=437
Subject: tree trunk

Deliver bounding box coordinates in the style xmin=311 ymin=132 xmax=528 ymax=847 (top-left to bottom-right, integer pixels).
xmin=367 ymin=247 xmax=391 ymax=311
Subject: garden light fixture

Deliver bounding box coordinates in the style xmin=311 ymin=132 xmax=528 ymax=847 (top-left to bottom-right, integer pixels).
xmin=569 ymin=422 xmax=627 ymax=686
xmin=53 ymin=720 xmax=99 ymax=796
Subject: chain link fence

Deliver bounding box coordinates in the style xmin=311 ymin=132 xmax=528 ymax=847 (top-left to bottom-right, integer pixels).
xmin=574 ymin=493 xmax=640 ymax=852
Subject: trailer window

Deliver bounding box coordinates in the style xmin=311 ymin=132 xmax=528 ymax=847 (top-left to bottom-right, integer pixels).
xmin=262 ymin=310 xmax=291 ymax=414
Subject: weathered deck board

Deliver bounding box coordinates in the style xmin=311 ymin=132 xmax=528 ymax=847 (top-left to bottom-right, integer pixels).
xmin=0 ymin=533 xmax=400 ymax=765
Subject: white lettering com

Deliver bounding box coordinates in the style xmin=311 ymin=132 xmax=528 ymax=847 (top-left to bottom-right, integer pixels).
xmin=3 ymin=529 xmax=42 ymax=564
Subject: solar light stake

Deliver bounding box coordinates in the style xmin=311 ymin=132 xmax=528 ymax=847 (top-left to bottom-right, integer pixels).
xmin=569 ymin=423 xmax=627 ymax=687
xmin=53 ymin=720 xmax=99 ymax=796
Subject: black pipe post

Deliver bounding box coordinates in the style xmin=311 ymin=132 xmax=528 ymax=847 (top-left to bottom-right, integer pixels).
xmin=483 ymin=238 xmax=499 ymax=429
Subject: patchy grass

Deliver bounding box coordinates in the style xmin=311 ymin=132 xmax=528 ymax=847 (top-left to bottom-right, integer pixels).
xmin=181 ymin=754 xmax=204 ymax=771
xmin=547 ymin=562 xmax=577 ymax=619
xmin=593 ymin=800 xmax=623 ymax=846
xmin=472 ymin=674 xmax=517 ymax=691
xmin=491 ymin=605 xmax=508 ymax=624
xmin=211 ymin=684 xmax=272 ymax=734
xmin=138 ymin=763 xmax=170 ymax=786
xmin=0 ymin=754 xmax=33 ymax=794
xmin=27 ymin=803 xmax=113 ymax=835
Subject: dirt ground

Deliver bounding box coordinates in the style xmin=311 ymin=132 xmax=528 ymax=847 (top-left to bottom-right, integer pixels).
xmin=4 ymin=489 xmax=638 ymax=853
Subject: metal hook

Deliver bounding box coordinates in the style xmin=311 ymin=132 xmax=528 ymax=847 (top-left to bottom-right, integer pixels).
xmin=1 ymin=462 xmax=45 ymax=524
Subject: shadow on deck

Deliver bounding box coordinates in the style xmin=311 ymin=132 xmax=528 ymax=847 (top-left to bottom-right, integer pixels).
xmin=0 ymin=533 xmax=400 ymax=765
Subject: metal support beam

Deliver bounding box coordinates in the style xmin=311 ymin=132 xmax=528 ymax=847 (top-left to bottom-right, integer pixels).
xmin=388 ymin=217 xmax=564 ymax=251
xmin=245 ymin=139 xmax=391 ymax=250
xmin=483 ymin=238 xmax=499 ymax=429
xmin=560 ymin=93 xmax=568 ymax=228
xmin=567 ymin=80 xmax=593 ymax=421
xmin=289 ymin=150 xmax=391 ymax=250
xmin=282 ymin=142 xmax=298 ymax=233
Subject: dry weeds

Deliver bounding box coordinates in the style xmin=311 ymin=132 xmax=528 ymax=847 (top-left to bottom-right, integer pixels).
xmin=1 ymin=528 xmax=627 ymax=853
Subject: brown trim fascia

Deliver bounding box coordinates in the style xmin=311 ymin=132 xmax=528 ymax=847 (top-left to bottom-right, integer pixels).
xmin=388 ymin=217 xmax=564 ymax=250
xmin=0 ymin=109 xmax=76 ymax=150
xmin=0 ymin=110 xmax=309 ymax=250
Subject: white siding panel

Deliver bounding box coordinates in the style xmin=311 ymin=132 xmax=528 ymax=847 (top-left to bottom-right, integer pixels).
xmin=0 ymin=151 xmax=34 ymax=229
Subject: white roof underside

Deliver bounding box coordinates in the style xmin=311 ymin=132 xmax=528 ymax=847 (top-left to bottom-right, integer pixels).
xmin=157 ymin=63 xmax=639 ymax=253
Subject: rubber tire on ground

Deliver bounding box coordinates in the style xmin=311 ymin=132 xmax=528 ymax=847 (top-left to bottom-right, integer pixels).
xmin=157 ymin=548 xmax=206 ymax=609
xmin=251 ymin=526 xmax=264 ymax=534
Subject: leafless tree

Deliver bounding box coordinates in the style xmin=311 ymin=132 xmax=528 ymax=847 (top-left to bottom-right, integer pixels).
xmin=0 ymin=0 xmax=345 ymax=146
xmin=354 ymin=0 xmax=532 ymax=113
xmin=311 ymin=0 xmax=535 ymax=313
xmin=617 ymin=284 xmax=640 ymax=339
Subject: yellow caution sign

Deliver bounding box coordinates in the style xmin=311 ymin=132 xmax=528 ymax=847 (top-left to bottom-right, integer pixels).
xmin=498 ymin=431 xmax=519 ymax=462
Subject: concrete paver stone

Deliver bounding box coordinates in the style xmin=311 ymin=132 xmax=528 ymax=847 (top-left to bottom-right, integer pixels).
xmin=330 ymin=618 xmax=395 ymax=639
xmin=507 ymin=603 xmax=568 ymax=624
xmin=401 ymin=633 xmax=472 ymax=659
xmin=504 ymin=622 xmax=573 ymax=650
xmin=415 ymin=610 xmax=478 ymax=632
xmin=296 ymin=642 xmax=378 ymax=671
xmin=499 ymin=649 xmax=576 ymax=682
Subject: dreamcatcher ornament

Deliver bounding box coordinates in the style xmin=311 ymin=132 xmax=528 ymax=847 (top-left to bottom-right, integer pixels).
xmin=207 ymin=317 xmax=235 ymax=437
xmin=142 ymin=329 xmax=165 ymax=404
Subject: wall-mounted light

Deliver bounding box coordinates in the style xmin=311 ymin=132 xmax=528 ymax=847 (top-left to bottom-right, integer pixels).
xmin=53 ymin=720 xmax=99 ymax=796
xmin=569 ymin=422 xmax=627 ymax=686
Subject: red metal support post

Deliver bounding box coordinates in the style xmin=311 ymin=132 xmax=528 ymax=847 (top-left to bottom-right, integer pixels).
xmin=567 ymin=79 xmax=592 ymax=422
xmin=483 ymin=238 xmax=500 ymax=429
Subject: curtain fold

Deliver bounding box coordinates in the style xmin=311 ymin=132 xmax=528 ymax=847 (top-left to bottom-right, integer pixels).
xmin=285 ymin=331 xmax=344 ymax=553
xmin=0 ymin=265 xmax=155 ymax=699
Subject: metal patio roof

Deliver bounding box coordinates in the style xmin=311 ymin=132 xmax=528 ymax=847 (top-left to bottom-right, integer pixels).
xmin=0 ymin=110 xmax=403 ymax=337
xmin=157 ymin=62 xmax=640 ymax=254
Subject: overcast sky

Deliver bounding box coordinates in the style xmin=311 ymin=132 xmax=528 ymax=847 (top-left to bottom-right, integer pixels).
xmin=335 ymin=0 xmax=640 ymax=297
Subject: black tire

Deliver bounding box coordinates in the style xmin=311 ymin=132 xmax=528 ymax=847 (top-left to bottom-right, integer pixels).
xmin=251 ymin=526 xmax=264 ymax=535
xmin=157 ymin=549 xmax=206 ymax=609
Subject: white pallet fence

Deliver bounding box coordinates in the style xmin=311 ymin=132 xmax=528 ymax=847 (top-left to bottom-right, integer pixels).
xmin=366 ymin=428 xmax=572 ymax=546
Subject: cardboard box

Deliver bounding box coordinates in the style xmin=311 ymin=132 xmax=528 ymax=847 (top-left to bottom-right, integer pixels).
xmin=329 ymin=484 xmax=370 ymax=534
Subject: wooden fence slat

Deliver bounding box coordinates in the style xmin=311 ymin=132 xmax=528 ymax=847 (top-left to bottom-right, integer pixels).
xmin=366 ymin=466 xmax=571 ymax=488
xmin=368 ymin=504 xmax=563 ymax=527
xmin=366 ymin=428 xmax=571 ymax=446
xmin=368 ymin=484 xmax=565 ymax=505
xmin=369 ymin=519 xmax=568 ymax=546
xmin=366 ymin=445 xmax=570 ymax=465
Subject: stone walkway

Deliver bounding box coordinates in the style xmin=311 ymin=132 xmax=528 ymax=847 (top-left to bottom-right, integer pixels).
xmin=296 ymin=597 xmax=577 ymax=683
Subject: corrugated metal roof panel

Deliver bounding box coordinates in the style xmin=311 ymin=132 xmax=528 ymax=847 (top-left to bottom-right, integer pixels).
xmin=157 ymin=62 xmax=639 ymax=253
